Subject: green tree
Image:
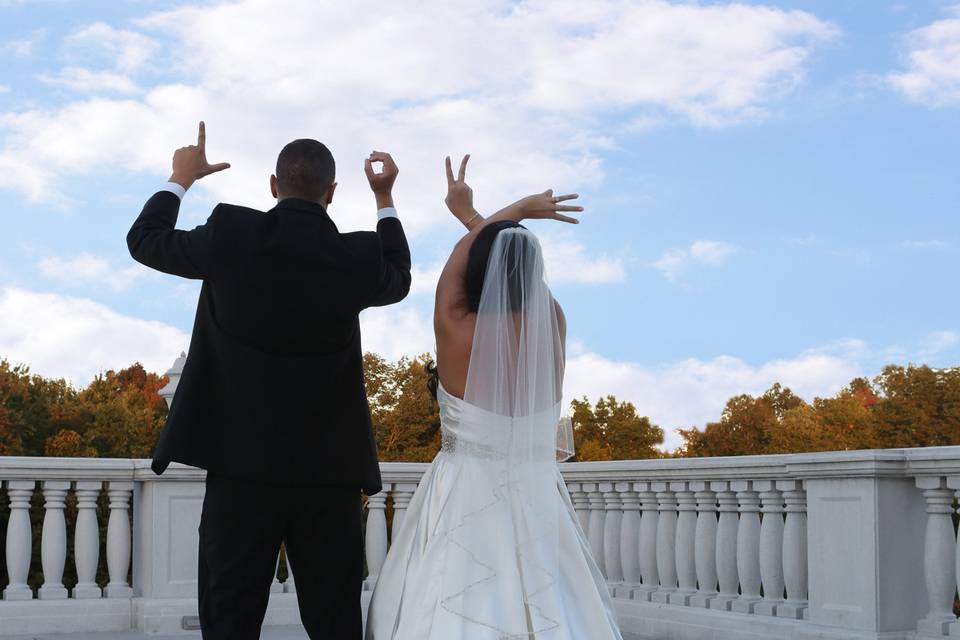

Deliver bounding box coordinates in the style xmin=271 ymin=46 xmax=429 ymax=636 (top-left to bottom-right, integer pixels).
xmin=571 ymin=395 xmax=664 ymax=460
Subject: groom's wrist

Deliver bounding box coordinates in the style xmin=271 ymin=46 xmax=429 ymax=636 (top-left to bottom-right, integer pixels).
xmin=168 ymin=172 xmax=195 ymax=191
xmin=374 ymin=191 xmax=394 ymax=210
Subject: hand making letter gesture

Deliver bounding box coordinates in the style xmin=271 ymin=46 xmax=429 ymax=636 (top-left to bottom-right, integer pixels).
xmin=169 ymin=121 xmax=231 ymax=190
xmin=445 ymin=154 xmax=478 ymax=227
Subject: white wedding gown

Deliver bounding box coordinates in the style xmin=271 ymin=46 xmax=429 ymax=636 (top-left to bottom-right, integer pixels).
xmin=364 ymin=388 xmax=623 ymax=640
xmin=366 ymin=227 xmax=623 ymax=639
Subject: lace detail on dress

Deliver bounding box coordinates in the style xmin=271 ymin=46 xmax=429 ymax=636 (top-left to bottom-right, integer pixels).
xmin=441 ymin=429 xmax=507 ymax=459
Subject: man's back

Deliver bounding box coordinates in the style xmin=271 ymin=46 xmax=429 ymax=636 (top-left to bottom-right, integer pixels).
xmin=127 ymin=188 xmax=410 ymax=493
xmin=208 ymin=199 xmax=383 ymax=355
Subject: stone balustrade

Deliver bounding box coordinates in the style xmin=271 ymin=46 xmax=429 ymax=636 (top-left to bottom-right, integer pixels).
xmin=1 ymin=448 xmax=959 ymax=638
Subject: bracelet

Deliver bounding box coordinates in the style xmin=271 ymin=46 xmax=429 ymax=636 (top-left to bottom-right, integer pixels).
xmin=464 ymin=212 xmax=482 ymax=228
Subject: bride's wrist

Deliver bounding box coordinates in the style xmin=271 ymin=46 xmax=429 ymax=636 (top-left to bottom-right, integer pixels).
xmin=462 ymin=209 xmax=483 ymax=229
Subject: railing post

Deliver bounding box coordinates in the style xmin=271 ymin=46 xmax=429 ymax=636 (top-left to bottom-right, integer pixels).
xmin=390 ymin=483 xmax=417 ymax=541
xmin=601 ymin=482 xmax=624 ymax=587
xmin=950 ymin=476 xmax=960 ymax=637
xmin=916 ymin=475 xmax=957 ymax=636
xmin=802 ymin=453 xmax=926 ymax=636
xmin=731 ymin=480 xmax=761 ymax=613
xmin=689 ymin=482 xmax=718 ymax=608
xmin=365 ymin=489 xmax=389 ymax=589
xmin=709 ymin=482 xmax=739 ymax=612
xmin=669 ymin=481 xmax=697 ymax=605
xmin=635 ymin=482 xmax=659 ymax=602
xmin=650 ymin=481 xmax=677 ymax=604
xmin=754 ymin=481 xmax=785 ymax=617
xmin=104 ymin=481 xmax=134 ymax=598
xmin=569 ymin=483 xmax=591 ymax=533
xmin=617 ymin=482 xmax=641 ymax=598
xmin=777 ymin=479 xmax=807 ymax=619
xmin=38 ymin=480 xmax=70 ymax=600
xmin=74 ymin=481 xmax=104 ymax=599
xmin=270 ymin=553 xmax=283 ymax=593
xmin=284 ymin=550 xmax=297 ymax=594
xmin=585 ymin=483 xmax=606 ymax=576
xmin=3 ymin=480 xmax=35 ymax=601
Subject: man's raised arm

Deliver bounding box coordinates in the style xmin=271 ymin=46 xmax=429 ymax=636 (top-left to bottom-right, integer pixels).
xmin=364 ymin=151 xmax=412 ymax=307
xmin=126 ymin=121 xmax=231 ymax=280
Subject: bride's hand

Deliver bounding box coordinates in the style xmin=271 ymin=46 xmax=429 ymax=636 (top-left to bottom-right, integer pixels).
xmin=445 ymin=154 xmax=479 ymax=228
xmin=510 ymin=190 xmax=582 ymax=224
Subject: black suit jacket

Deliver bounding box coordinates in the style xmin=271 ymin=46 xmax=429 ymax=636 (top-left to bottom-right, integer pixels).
xmin=127 ymin=191 xmax=411 ymax=495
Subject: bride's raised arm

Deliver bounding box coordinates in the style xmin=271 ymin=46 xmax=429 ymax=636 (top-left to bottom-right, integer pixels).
xmin=435 ymin=154 xmax=582 ymax=324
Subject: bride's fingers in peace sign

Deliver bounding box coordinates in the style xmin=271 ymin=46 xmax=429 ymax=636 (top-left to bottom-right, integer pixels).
xmin=445 ymin=154 xmax=470 ymax=186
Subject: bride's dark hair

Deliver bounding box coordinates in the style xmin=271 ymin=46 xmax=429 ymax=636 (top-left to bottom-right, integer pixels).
xmin=465 ymin=221 xmax=526 ymax=313
xmin=427 ymin=220 xmax=528 ymax=399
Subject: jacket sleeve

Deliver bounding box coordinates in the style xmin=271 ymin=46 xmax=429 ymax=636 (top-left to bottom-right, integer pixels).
xmin=365 ymin=217 xmax=412 ymax=308
xmin=126 ymin=191 xmax=216 ymax=280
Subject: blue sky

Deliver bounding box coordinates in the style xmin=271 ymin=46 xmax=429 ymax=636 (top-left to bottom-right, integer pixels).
xmin=1 ymin=0 xmax=958 ymax=449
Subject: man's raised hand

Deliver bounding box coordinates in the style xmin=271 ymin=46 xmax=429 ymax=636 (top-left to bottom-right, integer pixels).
xmin=364 ymin=151 xmax=398 ymax=194
xmin=169 ymin=121 xmax=231 ymax=190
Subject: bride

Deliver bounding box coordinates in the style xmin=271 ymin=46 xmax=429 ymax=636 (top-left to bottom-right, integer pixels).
xmin=365 ymin=155 xmax=623 ymax=640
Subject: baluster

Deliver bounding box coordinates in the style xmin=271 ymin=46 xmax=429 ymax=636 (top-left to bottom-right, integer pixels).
xmin=710 ymin=482 xmax=739 ymax=611
xmin=916 ymin=476 xmax=957 ymax=635
xmin=569 ymin=483 xmax=591 ymax=534
xmin=635 ymin=482 xmax=659 ymax=602
xmin=754 ymin=481 xmax=784 ymax=616
xmin=365 ymin=489 xmax=389 ymax=589
xmin=38 ymin=481 xmax=70 ymax=599
xmin=689 ymin=482 xmax=718 ymax=608
xmin=391 ymin=483 xmax=417 ymax=540
xmin=650 ymin=482 xmax=678 ymax=604
xmin=777 ymin=480 xmax=807 ymax=619
xmin=585 ymin=483 xmax=606 ymax=575
xmin=284 ymin=550 xmax=297 ymax=594
xmin=669 ymin=482 xmax=697 ymax=605
xmin=601 ymin=482 xmax=623 ymax=588
xmin=3 ymin=480 xmax=35 ymax=601
xmin=73 ymin=481 xmax=103 ymax=599
xmin=271 ymin=553 xmax=283 ymax=593
xmin=731 ymin=480 xmax=762 ymax=613
xmin=617 ymin=482 xmax=641 ymax=598
xmin=103 ymin=481 xmax=133 ymax=598
xmin=950 ymin=477 xmax=960 ymax=637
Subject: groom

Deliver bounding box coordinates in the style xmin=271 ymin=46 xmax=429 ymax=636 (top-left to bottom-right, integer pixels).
xmin=126 ymin=122 xmax=411 ymax=639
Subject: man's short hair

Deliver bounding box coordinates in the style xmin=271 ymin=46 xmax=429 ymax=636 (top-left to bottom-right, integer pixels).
xmin=275 ymin=139 xmax=335 ymax=201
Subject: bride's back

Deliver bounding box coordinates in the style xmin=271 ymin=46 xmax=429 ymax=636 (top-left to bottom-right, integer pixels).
xmin=434 ymin=222 xmax=565 ymax=410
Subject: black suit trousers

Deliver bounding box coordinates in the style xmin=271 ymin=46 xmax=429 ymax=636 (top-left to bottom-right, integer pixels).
xmin=198 ymin=474 xmax=363 ymax=640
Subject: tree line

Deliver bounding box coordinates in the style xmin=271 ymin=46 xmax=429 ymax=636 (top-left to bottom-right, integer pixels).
xmin=1 ymin=355 xmax=959 ymax=462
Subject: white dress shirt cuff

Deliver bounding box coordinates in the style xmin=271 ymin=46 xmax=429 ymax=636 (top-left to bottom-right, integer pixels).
xmin=160 ymin=182 xmax=187 ymax=200
xmin=377 ymin=207 xmax=399 ymax=221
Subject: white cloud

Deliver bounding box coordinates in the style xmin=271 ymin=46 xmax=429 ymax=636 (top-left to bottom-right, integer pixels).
xmin=409 ymin=262 xmax=445 ymax=297
xmin=0 ymin=29 xmax=45 ymax=58
xmin=36 ymin=253 xmax=152 ymax=292
xmin=64 ymin=22 xmax=157 ymax=72
xmin=360 ymin=304 xmax=435 ymax=362
xmin=565 ymin=345 xmax=860 ymax=451
xmin=653 ymin=239 xmax=738 ymax=282
xmin=904 ymin=239 xmax=948 ymax=249
xmin=0 ymin=85 xmax=10 ymax=94
xmin=0 ymin=0 xmax=835 ymax=226
xmin=40 ymin=67 xmax=140 ymax=94
xmin=888 ymin=5 xmax=960 ymax=106
xmin=0 ymin=287 xmax=189 ymax=386
xmin=540 ymin=232 xmax=626 ymax=284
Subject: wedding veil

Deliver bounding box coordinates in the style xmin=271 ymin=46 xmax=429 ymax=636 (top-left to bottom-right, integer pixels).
xmin=439 ymin=226 xmax=573 ymax=637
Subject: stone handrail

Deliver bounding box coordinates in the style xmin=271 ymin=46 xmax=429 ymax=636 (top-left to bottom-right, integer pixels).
xmin=1 ymin=448 xmax=959 ymax=638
